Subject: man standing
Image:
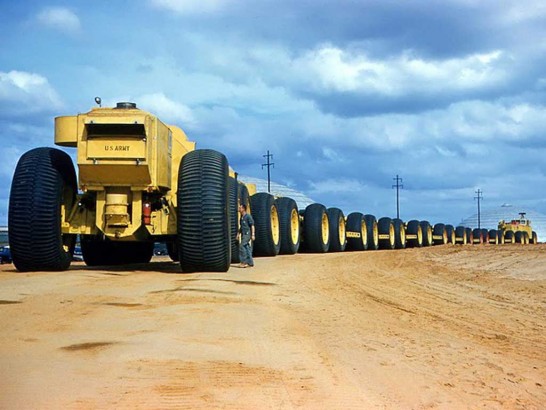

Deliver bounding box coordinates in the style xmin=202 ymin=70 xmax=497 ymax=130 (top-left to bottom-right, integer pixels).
xmin=238 ymin=204 xmax=255 ymax=268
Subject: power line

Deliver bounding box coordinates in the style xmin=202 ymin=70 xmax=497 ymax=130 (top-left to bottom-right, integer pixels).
xmin=392 ymin=174 xmax=404 ymax=219
xmin=262 ymin=150 xmax=274 ymax=193
xmin=474 ymin=189 xmax=483 ymax=229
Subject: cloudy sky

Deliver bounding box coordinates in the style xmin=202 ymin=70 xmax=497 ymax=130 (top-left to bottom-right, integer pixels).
xmin=1 ymin=0 xmax=546 ymax=226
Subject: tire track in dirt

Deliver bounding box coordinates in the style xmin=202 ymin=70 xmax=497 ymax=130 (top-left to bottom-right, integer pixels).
xmin=277 ymin=247 xmax=546 ymax=409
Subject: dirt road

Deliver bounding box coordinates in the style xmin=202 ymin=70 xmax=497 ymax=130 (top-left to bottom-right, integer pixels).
xmin=1 ymin=245 xmax=544 ymax=409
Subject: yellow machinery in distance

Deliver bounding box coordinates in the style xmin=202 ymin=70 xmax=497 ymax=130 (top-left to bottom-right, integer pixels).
xmin=498 ymin=212 xmax=538 ymax=244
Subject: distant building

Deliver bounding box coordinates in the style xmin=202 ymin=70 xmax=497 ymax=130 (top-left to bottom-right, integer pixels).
xmin=238 ymin=176 xmax=315 ymax=210
xmin=459 ymin=204 xmax=545 ymax=242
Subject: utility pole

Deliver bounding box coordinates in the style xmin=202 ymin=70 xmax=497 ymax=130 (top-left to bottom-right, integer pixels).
xmin=262 ymin=150 xmax=274 ymax=193
xmin=474 ymin=189 xmax=483 ymax=229
xmin=392 ymin=174 xmax=404 ymax=219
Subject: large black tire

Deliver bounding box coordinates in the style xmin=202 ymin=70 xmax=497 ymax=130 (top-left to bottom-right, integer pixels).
xmin=378 ymin=217 xmax=395 ymax=250
xmin=420 ymin=221 xmax=433 ymax=247
xmin=531 ymin=231 xmax=538 ymax=244
xmin=406 ymin=220 xmax=423 ymax=248
xmin=177 ymin=149 xmax=230 ymax=273
xmin=303 ymin=203 xmax=330 ymax=253
xmin=504 ymin=230 xmax=514 ymax=244
xmin=81 ymin=238 xmax=154 ymax=266
xmin=433 ymin=224 xmax=447 ymax=245
xmin=472 ymin=228 xmax=483 ymax=244
xmin=327 ymin=208 xmax=346 ymax=252
xmin=276 ymin=197 xmax=300 ymax=254
xmin=488 ymin=229 xmax=499 ymax=245
xmin=364 ymin=214 xmax=379 ymax=250
xmin=345 ymin=212 xmax=368 ymax=251
xmin=238 ymin=182 xmax=250 ymax=211
xmin=481 ymin=228 xmax=490 ymax=244
xmin=497 ymin=230 xmax=505 ymax=245
xmin=465 ymin=227 xmax=473 ymax=244
xmin=228 ymin=177 xmax=240 ymax=263
xmin=132 ymin=242 xmax=155 ymax=263
xmin=81 ymin=237 xmax=110 ymax=266
xmin=392 ymin=218 xmax=406 ymax=249
xmin=119 ymin=242 xmax=154 ymax=264
xmin=515 ymin=231 xmax=525 ymax=244
xmin=445 ymin=225 xmax=455 ymax=244
xmin=250 ymin=193 xmax=281 ymax=256
xmin=9 ymin=148 xmax=77 ymax=271
xmin=455 ymin=226 xmax=467 ymax=245
xmin=298 ymin=209 xmax=306 ymax=250
xmin=166 ymin=241 xmax=179 ymax=262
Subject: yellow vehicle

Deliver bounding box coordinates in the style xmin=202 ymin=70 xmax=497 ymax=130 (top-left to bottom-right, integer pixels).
xmin=8 ymin=101 xmax=252 ymax=272
xmin=498 ymin=213 xmax=538 ymax=244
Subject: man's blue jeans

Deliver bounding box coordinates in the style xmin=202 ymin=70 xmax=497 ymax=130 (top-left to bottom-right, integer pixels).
xmin=239 ymin=241 xmax=253 ymax=266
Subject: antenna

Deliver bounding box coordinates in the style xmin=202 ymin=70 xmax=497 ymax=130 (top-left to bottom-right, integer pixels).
xmin=474 ymin=189 xmax=483 ymax=229
xmin=392 ymin=174 xmax=404 ymax=219
xmin=262 ymin=150 xmax=274 ymax=193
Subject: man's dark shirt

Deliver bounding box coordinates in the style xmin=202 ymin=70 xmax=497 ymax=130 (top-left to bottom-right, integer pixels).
xmin=240 ymin=213 xmax=254 ymax=245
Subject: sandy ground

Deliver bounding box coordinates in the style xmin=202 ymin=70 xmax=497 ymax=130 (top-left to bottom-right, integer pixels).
xmin=0 ymin=244 xmax=544 ymax=409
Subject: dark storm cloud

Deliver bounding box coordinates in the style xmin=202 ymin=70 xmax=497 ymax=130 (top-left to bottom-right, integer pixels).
xmin=159 ymin=0 xmax=515 ymax=57
xmin=304 ymin=90 xmax=488 ymax=117
xmin=163 ymin=1 xmax=545 ymax=68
